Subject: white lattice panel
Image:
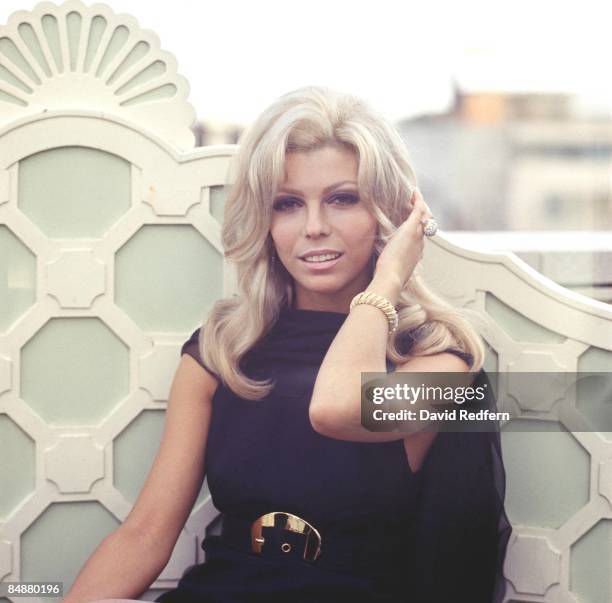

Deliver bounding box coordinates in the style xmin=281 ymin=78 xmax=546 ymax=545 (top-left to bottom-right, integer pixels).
xmin=0 ymin=1 xmax=237 ymax=598
xmin=422 ymin=235 xmax=612 ymax=603
xmin=0 ymin=2 xmax=611 ymax=603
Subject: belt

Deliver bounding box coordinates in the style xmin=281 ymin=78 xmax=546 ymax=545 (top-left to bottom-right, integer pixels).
xmin=219 ymin=511 xmax=405 ymax=574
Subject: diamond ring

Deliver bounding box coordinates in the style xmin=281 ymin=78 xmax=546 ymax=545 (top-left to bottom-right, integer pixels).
xmin=420 ymin=217 xmax=438 ymax=237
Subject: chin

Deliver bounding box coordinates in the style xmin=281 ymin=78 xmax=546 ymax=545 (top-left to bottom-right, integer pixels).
xmin=293 ymin=277 xmax=354 ymax=295
xmin=295 ymin=280 xmax=342 ymax=292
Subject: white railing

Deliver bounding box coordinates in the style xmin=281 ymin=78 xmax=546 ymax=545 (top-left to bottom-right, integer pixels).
xmin=445 ymin=231 xmax=612 ymax=304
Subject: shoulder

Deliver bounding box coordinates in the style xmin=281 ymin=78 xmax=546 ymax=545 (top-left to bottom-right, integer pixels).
xmin=181 ymin=326 xmax=220 ymax=382
xmin=181 ymin=327 xmax=201 ymax=351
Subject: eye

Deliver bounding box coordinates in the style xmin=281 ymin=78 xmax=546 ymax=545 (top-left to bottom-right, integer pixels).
xmin=272 ymin=197 xmax=301 ymax=212
xmin=329 ymin=193 xmax=359 ymax=205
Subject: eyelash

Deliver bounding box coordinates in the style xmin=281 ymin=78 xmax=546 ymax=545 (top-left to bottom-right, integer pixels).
xmin=272 ymin=193 xmax=359 ymax=212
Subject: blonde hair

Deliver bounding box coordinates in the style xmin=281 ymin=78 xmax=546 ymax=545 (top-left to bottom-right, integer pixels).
xmin=200 ymin=86 xmax=485 ymax=400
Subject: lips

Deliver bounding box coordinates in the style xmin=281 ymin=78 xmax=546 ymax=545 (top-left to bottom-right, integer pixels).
xmin=298 ymin=249 xmax=343 ymax=260
xmin=299 ymin=254 xmax=343 ymax=271
xmin=301 ymin=252 xmax=343 ymax=262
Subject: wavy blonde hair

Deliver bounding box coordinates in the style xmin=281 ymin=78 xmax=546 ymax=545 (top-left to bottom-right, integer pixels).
xmin=200 ymin=86 xmax=485 ymax=400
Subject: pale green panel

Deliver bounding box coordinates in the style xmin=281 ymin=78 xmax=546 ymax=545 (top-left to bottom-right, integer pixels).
xmin=578 ymin=346 xmax=612 ymax=372
xmin=107 ymin=41 xmax=149 ymax=85
xmin=501 ymin=420 xmax=589 ymax=528
xmin=0 ymin=415 xmax=35 ymax=520
xmin=114 ymin=409 xmax=163 ymax=503
xmin=115 ymin=225 xmax=223 ymax=331
xmin=21 ymin=502 xmax=119 ymax=592
xmin=578 ymin=346 xmax=612 ymax=441
xmin=576 ymin=371 xmax=612 ymax=435
xmin=0 ymin=226 xmax=36 ymax=333
xmin=209 ymin=185 xmax=227 ymax=224
xmin=41 ymin=14 xmax=62 ymax=72
xmin=18 ymin=146 xmax=131 ymax=238
xmin=21 ymin=318 xmax=129 ymax=425
xmin=0 ymin=36 xmax=40 ymax=84
xmin=114 ymin=409 xmax=209 ymax=506
xmin=66 ymin=11 xmax=82 ymax=71
xmin=18 ymin=23 xmax=51 ymax=76
xmin=95 ymin=25 xmax=129 ymax=78
xmin=84 ymin=16 xmax=107 ymax=72
xmin=116 ymin=60 xmax=165 ymax=94
xmin=0 ymin=58 xmax=33 ymax=91
xmin=485 ymin=292 xmax=566 ymax=343
xmin=570 ymin=519 xmax=612 ymax=603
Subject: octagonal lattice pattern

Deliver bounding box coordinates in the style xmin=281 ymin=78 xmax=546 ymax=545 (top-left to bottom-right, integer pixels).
xmin=18 ymin=146 xmax=131 ymax=238
xmin=0 ymin=8 xmax=234 ymax=588
xmin=0 ymin=115 xmax=232 ymax=595
xmin=0 ymin=2 xmax=611 ymax=603
xmin=421 ymin=232 xmax=612 ymax=602
xmin=20 ymin=317 xmax=129 ymax=425
xmin=115 ymin=224 xmax=223 ymax=331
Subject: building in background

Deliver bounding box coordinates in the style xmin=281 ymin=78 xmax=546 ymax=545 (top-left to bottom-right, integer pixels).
xmin=397 ymin=84 xmax=612 ymax=232
xmin=399 ymin=85 xmax=611 ymax=303
xmin=192 ymin=121 xmax=243 ymax=146
xmin=398 ymin=87 xmax=612 ymax=303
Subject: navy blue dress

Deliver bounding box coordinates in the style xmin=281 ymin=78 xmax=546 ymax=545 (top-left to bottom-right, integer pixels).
xmin=154 ymin=306 xmax=510 ymax=603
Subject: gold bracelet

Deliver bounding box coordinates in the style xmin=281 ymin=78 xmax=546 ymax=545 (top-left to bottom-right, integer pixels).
xmin=349 ymin=291 xmax=399 ymax=333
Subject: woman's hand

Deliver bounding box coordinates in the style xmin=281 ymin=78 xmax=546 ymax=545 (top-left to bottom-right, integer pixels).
xmin=372 ymin=189 xmax=434 ymax=290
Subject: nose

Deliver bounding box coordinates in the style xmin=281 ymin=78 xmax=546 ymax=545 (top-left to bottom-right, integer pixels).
xmin=303 ymin=204 xmax=330 ymax=238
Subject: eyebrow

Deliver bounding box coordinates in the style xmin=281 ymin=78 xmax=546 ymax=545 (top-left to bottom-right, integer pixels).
xmin=276 ymin=180 xmax=358 ymax=196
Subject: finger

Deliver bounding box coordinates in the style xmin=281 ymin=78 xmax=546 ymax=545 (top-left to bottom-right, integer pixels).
xmin=412 ymin=200 xmax=431 ymax=228
xmin=414 ymin=190 xmax=433 ymax=217
xmin=406 ymin=210 xmax=429 ymax=239
xmin=404 ymin=191 xmax=433 ymax=238
xmin=410 ymin=193 xmax=426 ymax=214
xmin=407 ymin=190 xmax=417 ymax=210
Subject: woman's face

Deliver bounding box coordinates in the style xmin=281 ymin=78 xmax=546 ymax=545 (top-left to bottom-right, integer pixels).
xmin=269 ymin=144 xmax=378 ymax=312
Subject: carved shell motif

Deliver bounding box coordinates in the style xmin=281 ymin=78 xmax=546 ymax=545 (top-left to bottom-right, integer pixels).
xmin=0 ymin=0 xmax=196 ymax=148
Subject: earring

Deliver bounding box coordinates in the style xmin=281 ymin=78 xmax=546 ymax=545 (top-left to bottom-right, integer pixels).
xmin=270 ymin=249 xmax=276 ymax=275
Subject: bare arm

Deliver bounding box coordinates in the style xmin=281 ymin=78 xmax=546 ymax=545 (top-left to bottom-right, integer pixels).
xmin=308 ymin=273 xmax=403 ymax=443
xmin=308 ymin=274 xmax=470 ymax=444
xmin=61 ymin=524 xmax=169 ymax=603
xmin=62 ymin=354 xmax=218 ymax=603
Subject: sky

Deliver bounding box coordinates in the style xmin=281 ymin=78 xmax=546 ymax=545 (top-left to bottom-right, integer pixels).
xmin=1 ymin=0 xmax=612 ymax=125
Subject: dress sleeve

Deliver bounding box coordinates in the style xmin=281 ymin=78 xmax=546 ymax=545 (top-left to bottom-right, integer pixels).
xmin=409 ymin=368 xmax=512 ymax=602
xmin=181 ymin=327 xmax=220 ymax=382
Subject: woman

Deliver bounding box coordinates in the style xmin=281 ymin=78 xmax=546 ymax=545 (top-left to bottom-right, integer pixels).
xmin=65 ymin=86 xmax=511 ymax=603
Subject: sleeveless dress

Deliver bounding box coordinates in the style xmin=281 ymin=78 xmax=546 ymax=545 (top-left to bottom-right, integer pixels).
xmin=154 ymin=307 xmax=511 ymax=603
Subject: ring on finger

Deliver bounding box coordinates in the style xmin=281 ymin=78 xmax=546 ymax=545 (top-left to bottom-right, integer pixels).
xmin=420 ymin=217 xmax=438 ymax=237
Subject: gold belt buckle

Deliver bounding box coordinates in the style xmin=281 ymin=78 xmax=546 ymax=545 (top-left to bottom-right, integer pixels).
xmin=251 ymin=511 xmax=322 ymax=562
